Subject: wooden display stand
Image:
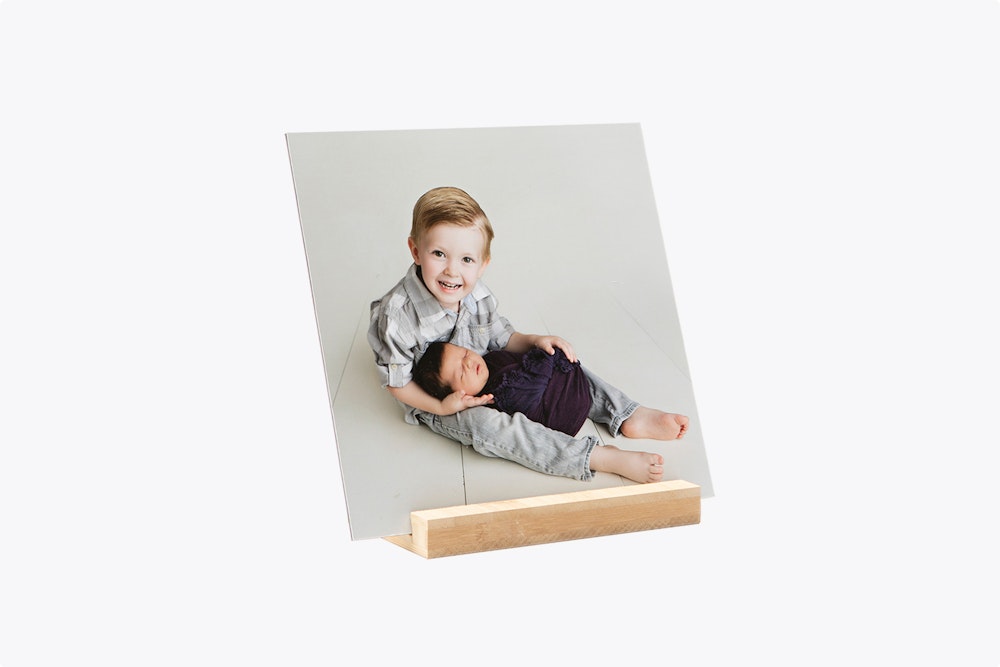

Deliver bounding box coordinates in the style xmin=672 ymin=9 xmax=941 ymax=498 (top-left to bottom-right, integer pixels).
xmin=384 ymin=479 xmax=700 ymax=558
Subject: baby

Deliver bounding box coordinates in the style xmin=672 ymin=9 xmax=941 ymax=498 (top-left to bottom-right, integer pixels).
xmin=414 ymin=340 xmax=688 ymax=448
xmin=415 ymin=341 xmax=594 ymax=437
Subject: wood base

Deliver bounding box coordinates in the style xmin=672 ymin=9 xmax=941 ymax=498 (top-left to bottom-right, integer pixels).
xmin=383 ymin=479 xmax=700 ymax=558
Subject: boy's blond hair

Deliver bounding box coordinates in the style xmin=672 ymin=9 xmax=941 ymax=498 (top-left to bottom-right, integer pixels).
xmin=410 ymin=186 xmax=495 ymax=260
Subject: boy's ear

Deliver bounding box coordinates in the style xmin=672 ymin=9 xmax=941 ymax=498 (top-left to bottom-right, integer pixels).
xmin=407 ymin=237 xmax=419 ymax=263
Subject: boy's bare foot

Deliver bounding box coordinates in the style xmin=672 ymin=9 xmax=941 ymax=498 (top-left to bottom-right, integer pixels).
xmin=620 ymin=407 xmax=689 ymax=441
xmin=589 ymin=444 xmax=664 ymax=484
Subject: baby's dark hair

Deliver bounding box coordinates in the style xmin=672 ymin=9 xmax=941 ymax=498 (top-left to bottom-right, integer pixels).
xmin=413 ymin=341 xmax=452 ymax=400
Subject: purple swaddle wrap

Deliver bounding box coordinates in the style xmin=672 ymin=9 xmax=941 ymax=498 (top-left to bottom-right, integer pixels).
xmin=480 ymin=347 xmax=592 ymax=436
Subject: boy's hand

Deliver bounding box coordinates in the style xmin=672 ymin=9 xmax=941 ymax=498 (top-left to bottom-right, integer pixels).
xmin=505 ymin=331 xmax=579 ymax=363
xmin=440 ymin=390 xmax=494 ymax=415
xmin=535 ymin=335 xmax=577 ymax=363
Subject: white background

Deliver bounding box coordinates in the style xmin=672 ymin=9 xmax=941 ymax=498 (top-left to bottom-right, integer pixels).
xmin=1 ymin=1 xmax=998 ymax=665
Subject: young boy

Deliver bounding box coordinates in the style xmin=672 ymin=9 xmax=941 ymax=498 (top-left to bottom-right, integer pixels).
xmin=367 ymin=186 xmax=687 ymax=485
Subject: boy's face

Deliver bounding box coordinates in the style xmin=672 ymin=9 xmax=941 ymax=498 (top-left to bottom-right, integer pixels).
xmin=408 ymin=223 xmax=490 ymax=311
xmin=439 ymin=343 xmax=489 ymax=396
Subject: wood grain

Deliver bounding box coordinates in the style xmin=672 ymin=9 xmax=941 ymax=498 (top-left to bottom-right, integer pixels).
xmin=384 ymin=479 xmax=700 ymax=558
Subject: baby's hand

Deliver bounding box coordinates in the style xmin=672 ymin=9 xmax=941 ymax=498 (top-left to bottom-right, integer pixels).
xmin=440 ymin=390 xmax=494 ymax=415
xmin=535 ymin=335 xmax=577 ymax=363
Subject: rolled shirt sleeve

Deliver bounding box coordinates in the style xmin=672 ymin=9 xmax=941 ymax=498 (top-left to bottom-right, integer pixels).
xmin=368 ymin=299 xmax=419 ymax=389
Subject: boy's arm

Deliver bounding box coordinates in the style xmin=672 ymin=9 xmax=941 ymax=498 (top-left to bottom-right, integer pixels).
xmin=505 ymin=332 xmax=577 ymax=363
xmin=387 ymin=380 xmax=494 ymax=416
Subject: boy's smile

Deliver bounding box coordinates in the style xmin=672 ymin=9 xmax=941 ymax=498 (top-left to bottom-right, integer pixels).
xmin=408 ymin=223 xmax=490 ymax=311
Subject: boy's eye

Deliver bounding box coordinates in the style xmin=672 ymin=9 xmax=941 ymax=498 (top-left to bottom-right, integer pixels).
xmin=462 ymin=257 xmax=475 ymax=264
xmin=431 ymin=250 xmax=445 ymax=258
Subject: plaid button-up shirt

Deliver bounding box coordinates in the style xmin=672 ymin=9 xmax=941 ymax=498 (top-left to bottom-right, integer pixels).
xmin=368 ymin=263 xmax=515 ymax=423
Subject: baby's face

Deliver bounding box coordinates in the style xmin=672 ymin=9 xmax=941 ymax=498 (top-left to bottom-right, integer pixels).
xmin=440 ymin=343 xmax=489 ymax=396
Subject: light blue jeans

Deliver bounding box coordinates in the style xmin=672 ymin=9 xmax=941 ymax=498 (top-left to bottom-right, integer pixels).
xmin=415 ymin=367 xmax=639 ymax=481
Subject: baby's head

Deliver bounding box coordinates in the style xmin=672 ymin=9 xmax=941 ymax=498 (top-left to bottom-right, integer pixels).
xmin=408 ymin=187 xmax=494 ymax=310
xmin=413 ymin=341 xmax=490 ymax=399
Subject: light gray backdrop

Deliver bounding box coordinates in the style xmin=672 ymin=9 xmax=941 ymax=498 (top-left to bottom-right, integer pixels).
xmin=287 ymin=123 xmax=713 ymax=539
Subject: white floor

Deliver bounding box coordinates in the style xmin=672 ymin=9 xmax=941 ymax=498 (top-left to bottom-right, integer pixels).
xmin=333 ymin=299 xmax=710 ymax=539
